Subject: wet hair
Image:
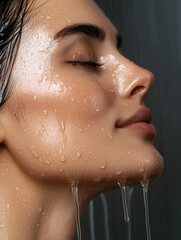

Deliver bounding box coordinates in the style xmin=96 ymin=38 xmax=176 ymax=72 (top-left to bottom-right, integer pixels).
xmin=0 ymin=0 xmax=33 ymax=106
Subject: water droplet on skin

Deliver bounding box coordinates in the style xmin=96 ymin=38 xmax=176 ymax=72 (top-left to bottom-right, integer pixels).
xmin=54 ymin=109 xmax=57 ymax=114
xmin=28 ymin=145 xmax=39 ymax=158
xmin=6 ymin=204 xmax=9 ymax=209
xmin=71 ymin=97 xmax=75 ymax=101
xmin=96 ymin=109 xmax=100 ymax=112
xmin=94 ymin=177 xmax=101 ymax=182
xmin=61 ymin=155 xmax=66 ymax=162
xmin=45 ymin=160 xmax=50 ymax=165
xmin=0 ymin=224 xmax=5 ymax=228
xmin=78 ymin=127 xmax=83 ymax=132
xmin=108 ymin=133 xmax=113 ymax=139
xmin=138 ymin=161 xmax=144 ymax=173
xmin=28 ymin=212 xmax=32 ymax=216
xmin=38 ymin=207 xmax=43 ymax=213
xmin=46 ymin=16 xmax=51 ymax=19
xmin=43 ymin=110 xmax=48 ymax=116
xmin=16 ymin=187 xmax=19 ymax=191
xmin=116 ymin=169 xmax=122 ymax=175
xmin=34 ymin=95 xmax=38 ymax=101
xmin=76 ymin=152 xmax=81 ymax=158
xmin=61 ymin=120 xmax=65 ymax=131
xmin=145 ymin=159 xmax=150 ymax=163
xmin=113 ymin=79 xmax=116 ymax=85
xmin=99 ymin=164 xmax=106 ymax=170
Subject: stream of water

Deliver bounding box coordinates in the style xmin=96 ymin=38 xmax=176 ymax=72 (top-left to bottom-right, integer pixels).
xmin=142 ymin=183 xmax=151 ymax=240
xmin=71 ymin=182 xmax=82 ymax=240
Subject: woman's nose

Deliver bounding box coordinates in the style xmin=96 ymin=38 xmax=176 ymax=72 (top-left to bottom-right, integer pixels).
xmin=112 ymin=56 xmax=154 ymax=101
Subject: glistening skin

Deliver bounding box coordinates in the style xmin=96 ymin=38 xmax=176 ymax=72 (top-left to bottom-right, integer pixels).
xmin=0 ymin=0 xmax=163 ymax=239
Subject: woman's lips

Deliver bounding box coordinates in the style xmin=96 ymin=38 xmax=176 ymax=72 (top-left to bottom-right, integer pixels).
xmin=116 ymin=107 xmax=156 ymax=135
xmin=123 ymin=122 xmax=156 ymax=135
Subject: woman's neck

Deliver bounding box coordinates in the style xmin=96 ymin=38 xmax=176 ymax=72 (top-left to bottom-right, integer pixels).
xmin=0 ymin=150 xmax=84 ymax=240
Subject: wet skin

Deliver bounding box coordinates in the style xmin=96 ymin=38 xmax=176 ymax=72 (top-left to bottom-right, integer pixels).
xmin=0 ymin=0 xmax=163 ymax=239
xmin=1 ymin=0 xmax=163 ymax=184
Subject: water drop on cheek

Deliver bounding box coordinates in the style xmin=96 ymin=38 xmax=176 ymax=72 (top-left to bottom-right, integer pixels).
xmin=61 ymin=120 xmax=65 ymax=132
xmin=43 ymin=110 xmax=48 ymax=116
xmin=33 ymin=95 xmax=38 ymax=101
xmin=61 ymin=155 xmax=66 ymax=162
xmin=98 ymin=164 xmax=106 ymax=170
xmin=76 ymin=152 xmax=81 ymax=158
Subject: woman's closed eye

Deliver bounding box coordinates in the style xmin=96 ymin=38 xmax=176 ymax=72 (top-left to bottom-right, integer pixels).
xmin=68 ymin=60 xmax=104 ymax=70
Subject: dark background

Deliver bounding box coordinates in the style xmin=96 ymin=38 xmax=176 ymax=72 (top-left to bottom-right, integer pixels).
xmin=75 ymin=0 xmax=181 ymax=239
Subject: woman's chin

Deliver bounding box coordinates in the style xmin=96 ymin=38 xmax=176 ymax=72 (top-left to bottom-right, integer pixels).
xmin=75 ymin=148 xmax=163 ymax=193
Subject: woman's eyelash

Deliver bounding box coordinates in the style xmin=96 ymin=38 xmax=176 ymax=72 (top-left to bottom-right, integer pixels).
xmin=68 ymin=61 xmax=104 ymax=69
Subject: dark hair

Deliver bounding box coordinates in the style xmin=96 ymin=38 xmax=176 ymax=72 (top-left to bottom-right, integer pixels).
xmin=0 ymin=0 xmax=33 ymax=106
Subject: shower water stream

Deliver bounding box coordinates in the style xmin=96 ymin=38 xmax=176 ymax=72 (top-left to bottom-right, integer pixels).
xmin=89 ymin=200 xmax=96 ymax=240
xmin=100 ymin=193 xmax=110 ymax=240
xmin=89 ymin=194 xmax=110 ymax=240
xmin=142 ymin=183 xmax=151 ymax=240
xmin=118 ymin=182 xmax=129 ymax=222
xmin=71 ymin=183 xmax=82 ymax=240
xmin=71 ymin=182 xmax=151 ymax=240
xmin=127 ymin=187 xmax=134 ymax=240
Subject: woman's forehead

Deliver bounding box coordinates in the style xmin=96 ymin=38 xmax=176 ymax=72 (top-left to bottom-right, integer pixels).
xmin=29 ymin=0 xmax=117 ymax=38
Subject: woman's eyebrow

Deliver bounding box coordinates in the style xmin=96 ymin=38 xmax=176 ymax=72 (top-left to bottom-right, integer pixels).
xmin=53 ymin=23 xmax=122 ymax=49
xmin=53 ymin=23 xmax=105 ymax=41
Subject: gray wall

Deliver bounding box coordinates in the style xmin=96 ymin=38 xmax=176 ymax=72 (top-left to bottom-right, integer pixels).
xmin=76 ymin=1 xmax=181 ymax=239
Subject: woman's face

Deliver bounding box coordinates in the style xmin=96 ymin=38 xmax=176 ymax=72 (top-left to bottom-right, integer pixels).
xmin=1 ymin=0 xmax=163 ymax=186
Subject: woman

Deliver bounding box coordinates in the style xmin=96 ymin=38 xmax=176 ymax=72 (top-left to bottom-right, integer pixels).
xmin=0 ymin=0 xmax=163 ymax=239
